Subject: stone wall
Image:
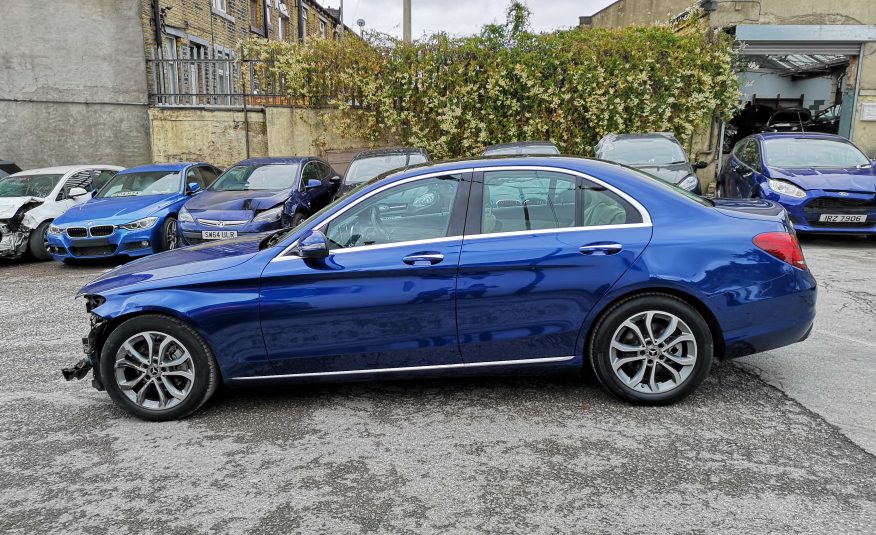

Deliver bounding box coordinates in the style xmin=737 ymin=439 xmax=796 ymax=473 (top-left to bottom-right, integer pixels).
xmin=0 ymin=0 xmax=151 ymax=169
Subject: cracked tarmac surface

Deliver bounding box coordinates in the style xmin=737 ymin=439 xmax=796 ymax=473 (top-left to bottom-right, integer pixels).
xmin=1 ymin=237 xmax=874 ymax=534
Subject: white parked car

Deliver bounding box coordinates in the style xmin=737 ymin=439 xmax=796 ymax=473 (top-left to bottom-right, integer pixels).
xmin=0 ymin=165 xmax=123 ymax=260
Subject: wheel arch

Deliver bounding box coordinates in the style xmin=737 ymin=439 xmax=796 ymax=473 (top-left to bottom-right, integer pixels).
xmin=581 ymin=287 xmax=726 ymax=362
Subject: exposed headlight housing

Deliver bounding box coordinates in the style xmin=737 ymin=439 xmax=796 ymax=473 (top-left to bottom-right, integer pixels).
xmin=767 ymin=179 xmax=806 ymax=198
xmin=252 ymin=206 xmax=283 ymax=223
xmin=120 ymin=216 xmax=159 ymax=230
xmin=48 ymin=224 xmax=63 ymax=235
xmin=178 ymin=207 xmax=194 ymax=223
xmin=677 ymin=174 xmax=699 ymax=191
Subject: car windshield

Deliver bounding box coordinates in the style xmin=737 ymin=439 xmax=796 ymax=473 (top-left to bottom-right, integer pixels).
xmin=599 ymin=138 xmax=687 ymax=166
xmin=0 ymin=174 xmax=64 ymax=198
xmin=763 ymin=138 xmax=870 ymax=168
xmin=97 ymin=171 xmax=182 ymax=198
xmin=211 ymin=164 xmax=299 ymax=191
xmin=345 ymin=153 xmax=429 ymax=185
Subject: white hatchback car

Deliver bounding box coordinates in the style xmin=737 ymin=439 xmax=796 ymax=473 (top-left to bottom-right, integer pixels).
xmin=0 ymin=165 xmax=123 ymax=260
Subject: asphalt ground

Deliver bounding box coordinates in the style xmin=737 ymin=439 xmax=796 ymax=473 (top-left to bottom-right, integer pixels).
xmin=0 ymin=237 xmax=874 ymax=534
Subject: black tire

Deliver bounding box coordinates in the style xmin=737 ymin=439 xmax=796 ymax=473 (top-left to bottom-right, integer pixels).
xmin=290 ymin=212 xmax=306 ymax=228
xmin=100 ymin=314 xmax=219 ymax=421
xmin=589 ymin=293 xmax=713 ymax=405
xmin=28 ymin=220 xmax=53 ymax=261
xmin=160 ymin=216 xmax=178 ymax=251
xmin=866 ymin=235 xmax=876 ymax=242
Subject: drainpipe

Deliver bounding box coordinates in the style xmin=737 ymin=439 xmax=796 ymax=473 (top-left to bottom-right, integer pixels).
xmin=298 ymin=0 xmax=305 ymax=42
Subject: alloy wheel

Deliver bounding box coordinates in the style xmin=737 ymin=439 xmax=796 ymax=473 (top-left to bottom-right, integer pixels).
xmin=609 ymin=310 xmax=697 ymax=394
xmin=113 ymin=331 xmax=196 ymax=410
xmin=166 ymin=220 xmax=178 ymax=250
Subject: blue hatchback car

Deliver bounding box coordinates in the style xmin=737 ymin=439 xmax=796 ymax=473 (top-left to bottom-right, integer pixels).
xmin=718 ymin=133 xmax=876 ymax=238
xmin=62 ymin=157 xmax=817 ymax=420
xmin=178 ymin=157 xmax=339 ymax=246
xmin=48 ymin=163 xmax=221 ymax=261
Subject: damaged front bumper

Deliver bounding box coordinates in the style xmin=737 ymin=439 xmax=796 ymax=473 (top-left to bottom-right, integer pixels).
xmin=61 ymin=302 xmax=111 ymax=391
xmin=0 ymin=221 xmax=30 ymax=259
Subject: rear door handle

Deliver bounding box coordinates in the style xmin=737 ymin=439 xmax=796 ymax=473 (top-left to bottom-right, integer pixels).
xmin=402 ymin=253 xmax=444 ymax=265
xmin=579 ymin=243 xmax=623 ymax=256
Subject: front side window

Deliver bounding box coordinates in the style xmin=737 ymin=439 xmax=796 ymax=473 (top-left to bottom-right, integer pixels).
xmin=93 ymin=170 xmax=118 ymax=191
xmin=57 ymin=170 xmax=94 ymax=200
xmin=0 ymin=174 xmax=64 ymax=198
xmin=763 ymin=138 xmax=870 ymax=168
xmin=211 ymin=164 xmax=299 ymax=191
xmin=325 ymin=175 xmax=461 ymax=250
xmin=300 ymin=162 xmax=322 ymax=190
xmin=186 ymin=167 xmax=207 ymax=188
xmin=97 ymin=171 xmax=182 ymax=198
xmin=739 ymin=140 xmax=761 ymax=170
xmin=481 ymin=170 xmax=576 ymax=233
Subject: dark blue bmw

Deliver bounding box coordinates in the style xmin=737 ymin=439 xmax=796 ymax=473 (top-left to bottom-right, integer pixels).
xmin=63 ymin=157 xmax=817 ymax=420
xmin=718 ymin=132 xmax=876 ymax=239
xmin=178 ymin=157 xmax=339 ymax=246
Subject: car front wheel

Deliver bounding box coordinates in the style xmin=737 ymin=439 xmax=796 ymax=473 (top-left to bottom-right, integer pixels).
xmin=161 ymin=216 xmax=178 ymax=251
xmin=589 ymin=294 xmax=713 ymax=405
xmin=28 ymin=220 xmax=53 ymax=261
xmin=100 ymin=314 xmax=219 ymax=420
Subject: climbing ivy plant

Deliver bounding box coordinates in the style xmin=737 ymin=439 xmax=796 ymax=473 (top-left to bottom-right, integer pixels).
xmin=244 ymin=5 xmax=739 ymax=159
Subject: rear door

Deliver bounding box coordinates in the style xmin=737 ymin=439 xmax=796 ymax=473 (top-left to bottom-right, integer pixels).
xmin=455 ymin=167 xmax=652 ymax=364
xmin=260 ymin=171 xmax=471 ymax=375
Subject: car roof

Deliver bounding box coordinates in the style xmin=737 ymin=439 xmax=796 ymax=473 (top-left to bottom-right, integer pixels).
xmin=7 ymin=164 xmax=122 ymax=176
xmin=603 ymin=132 xmax=679 ymax=142
xmin=117 ymin=162 xmax=206 ymax=174
xmin=484 ymin=141 xmax=557 ymax=150
xmin=232 ymin=156 xmax=315 ymax=166
xmin=352 ymin=147 xmax=429 ymax=160
xmin=380 ymin=155 xmax=632 ymax=183
xmin=755 ymin=132 xmax=848 ymax=141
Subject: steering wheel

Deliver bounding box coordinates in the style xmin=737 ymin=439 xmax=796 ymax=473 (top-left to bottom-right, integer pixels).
xmin=368 ymin=205 xmax=392 ymax=243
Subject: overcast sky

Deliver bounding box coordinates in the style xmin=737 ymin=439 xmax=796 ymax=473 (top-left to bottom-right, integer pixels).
xmin=323 ymin=0 xmax=617 ymax=38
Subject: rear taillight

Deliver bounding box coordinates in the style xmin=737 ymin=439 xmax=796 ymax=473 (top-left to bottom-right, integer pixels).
xmin=753 ymin=232 xmax=807 ymax=270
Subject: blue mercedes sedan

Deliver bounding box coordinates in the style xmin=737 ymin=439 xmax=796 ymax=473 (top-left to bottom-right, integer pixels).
xmin=62 ymin=157 xmax=817 ymax=420
xmin=48 ymin=162 xmax=221 ymax=261
xmin=718 ymin=133 xmax=876 ymax=239
xmin=178 ymin=157 xmax=339 ymax=246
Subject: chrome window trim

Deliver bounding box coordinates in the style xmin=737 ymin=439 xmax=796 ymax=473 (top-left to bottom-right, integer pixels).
xmin=231 ymin=355 xmax=576 ymax=381
xmin=270 ymin=163 xmax=653 ymax=263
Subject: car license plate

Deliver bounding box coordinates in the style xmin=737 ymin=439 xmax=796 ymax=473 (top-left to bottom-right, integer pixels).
xmin=818 ymin=214 xmax=867 ymax=223
xmin=202 ymin=230 xmax=238 ymax=240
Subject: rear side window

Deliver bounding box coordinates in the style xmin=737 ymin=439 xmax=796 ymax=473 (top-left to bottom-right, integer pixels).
xmin=581 ymin=178 xmax=643 ymax=226
xmin=481 ymin=170 xmax=577 ymax=234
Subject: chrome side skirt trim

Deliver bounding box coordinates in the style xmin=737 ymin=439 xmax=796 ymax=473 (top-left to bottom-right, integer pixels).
xmin=231 ymin=355 xmax=576 ymax=381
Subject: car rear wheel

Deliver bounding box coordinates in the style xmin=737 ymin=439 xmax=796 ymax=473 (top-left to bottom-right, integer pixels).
xmin=161 ymin=217 xmax=178 ymax=251
xmin=589 ymin=294 xmax=713 ymax=405
xmin=100 ymin=314 xmax=219 ymax=420
xmin=28 ymin=220 xmax=53 ymax=261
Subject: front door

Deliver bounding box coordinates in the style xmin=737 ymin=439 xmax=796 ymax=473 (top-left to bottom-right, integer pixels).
xmin=260 ymin=172 xmax=470 ymax=375
xmin=455 ymin=168 xmax=652 ymax=364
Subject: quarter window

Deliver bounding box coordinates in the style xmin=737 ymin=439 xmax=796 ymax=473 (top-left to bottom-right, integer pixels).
xmin=481 ymin=170 xmax=577 ymax=234
xmin=325 ymin=175 xmax=461 ymax=250
xmin=581 ymin=178 xmax=642 ymax=226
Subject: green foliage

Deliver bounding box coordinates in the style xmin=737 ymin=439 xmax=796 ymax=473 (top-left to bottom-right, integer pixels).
xmin=244 ymin=17 xmax=739 ymax=159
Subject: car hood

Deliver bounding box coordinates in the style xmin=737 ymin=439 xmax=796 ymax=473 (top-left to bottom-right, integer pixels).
xmin=78 ymin=233 xmax=267 ymax=296
xmin=56 ymin=195 xmax=180 ymax=225
xmin=0 ymin=196 xmax=43 ymax=219
xmin=184 ymin=189 xmax=290 ymax=212
xmin=768 ymin=166 xmax=876 ymax=192
xmin=629 ymin=163 xmax=692 ymax=184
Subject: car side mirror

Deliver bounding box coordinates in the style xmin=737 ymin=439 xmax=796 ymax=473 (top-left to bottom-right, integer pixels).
xmin=305 ymin=179 xmax=322 ymax=191
xmin=693 ymin=161 xmax=708 ymax=170
xmin=68 ymin=187 xmax=89 ymax=198
xmin=187 ymin=182 xmax=201 ymax=195
xmin=297 ymin=230 xmax=329 ymax=258
xmin=329 ymin=175 xmax=341 ymax=183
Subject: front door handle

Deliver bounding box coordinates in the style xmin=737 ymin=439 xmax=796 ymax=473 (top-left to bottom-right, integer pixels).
xmin=579 ymin=243 xmax=623 ymax=256
xmin=402 ymin=253 xmax=444 ymax=265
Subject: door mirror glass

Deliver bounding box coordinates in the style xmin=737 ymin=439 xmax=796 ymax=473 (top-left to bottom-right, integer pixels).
xmin=329 ymin=175 xmax=341 ymax=183
xmin=297 ymin=230 xmax=329 ymax=258
xmin=187 ymin=182 xmax=201 ymax=194
xmin=68 ymin=187 xmax=89 ymax=198
xmin=305 ymin=179 xmax=322 ymax=191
